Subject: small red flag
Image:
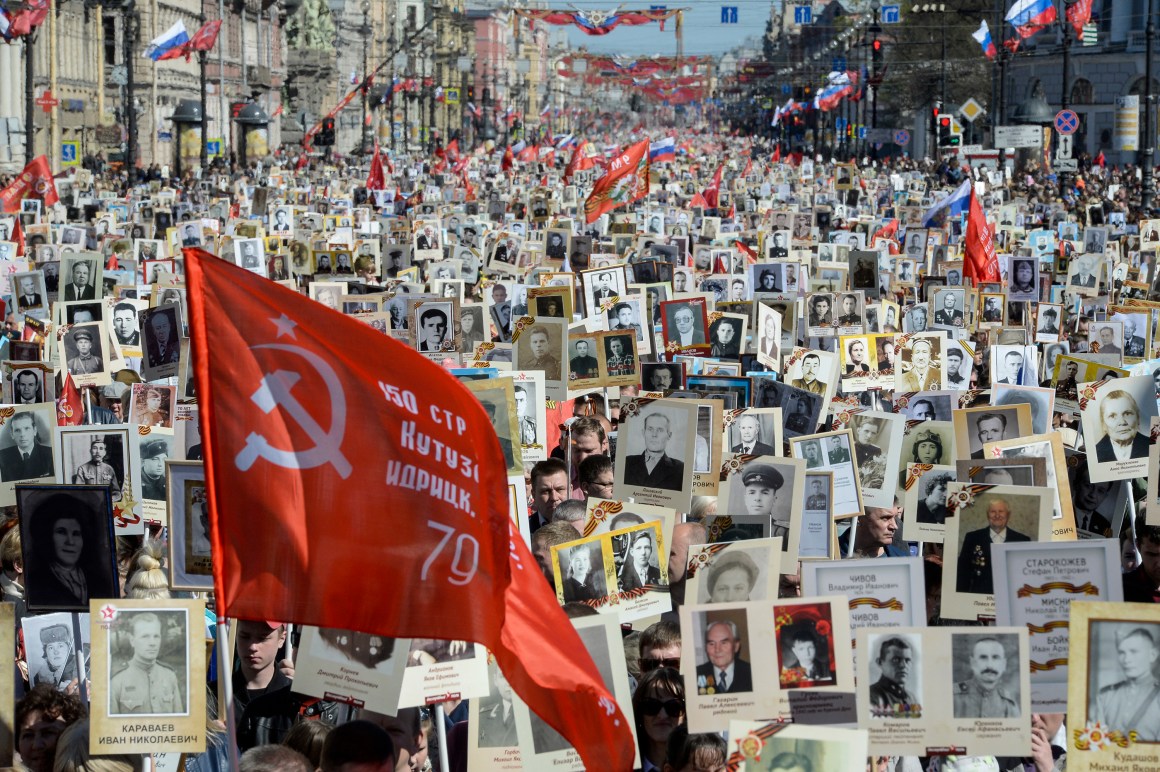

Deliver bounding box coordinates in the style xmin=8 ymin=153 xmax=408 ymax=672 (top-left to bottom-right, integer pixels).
xmin=56 ymin=372 xmax=83 ymax=427
xmin=184 ymin=249 xmax=634 ymax=769
xmin=187 ymin=19 xmax=223 ymax=52
xmin=10 ymin=216 xmax=24 ymax=258
xmin=501 ymin=147 xmax=514 ymax=172
xmin=0 ymin=155 xmax=58 ymax=213
xmin=583 ymin=139 xmax=650 ymax=223
xmin=366 ymin=141 xmax=386 ymax=191
xmin=1066 ymin=0 xmax=1092 ymax=37
xmin=963 ymin=186 xmax=1000 ymax=285
xmin=702 ymin=159 xmax=726 ymax=209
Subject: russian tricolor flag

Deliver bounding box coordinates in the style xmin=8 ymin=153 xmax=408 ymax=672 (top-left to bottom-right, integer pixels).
xmin=649 ymin=136 xmax=676 ymax=163
xmin=143 ymin=20 xmax=189 ymax=61
xmin=972 ymin=20 xmax=997 ymax=59
xmin=1005 ymin=0 xmax=1056 ymax=38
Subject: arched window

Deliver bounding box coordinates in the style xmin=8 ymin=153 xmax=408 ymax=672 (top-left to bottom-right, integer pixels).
xmin=1070 ymin=79 xmax=1094 ymax=105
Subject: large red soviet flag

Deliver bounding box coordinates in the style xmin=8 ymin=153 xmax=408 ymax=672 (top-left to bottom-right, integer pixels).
xmin=184 ymin=249 xmax=634 ymax=768
xmin=583 ymin=138 xmax=650 ymax=223
xmin=963 ymin=186 xmax=1000 ymax=285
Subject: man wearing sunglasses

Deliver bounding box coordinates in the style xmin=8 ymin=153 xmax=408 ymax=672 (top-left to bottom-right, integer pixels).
xmin=694 ymin=620 xmax=752 ymax=694
xmin=639 ymin=621 xmax=682 ymax=674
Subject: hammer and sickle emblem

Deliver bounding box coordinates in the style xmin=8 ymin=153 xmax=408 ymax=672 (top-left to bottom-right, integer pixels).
xmin=235 ymin=343 xmax=353 ymax=479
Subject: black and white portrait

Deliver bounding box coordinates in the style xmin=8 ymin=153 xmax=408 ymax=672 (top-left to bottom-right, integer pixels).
xmin=950 ymin=632 xmax=1021 ymax=719
xmin=18 ymin=485 xmax=118 ymax=611
xmin=1086 ymin=621 xmax=1160 ymax=740
xmin=107 ymin=608 xmax=189 ymax=716
xmin=620 ymin=404 xmax=689 ymax=492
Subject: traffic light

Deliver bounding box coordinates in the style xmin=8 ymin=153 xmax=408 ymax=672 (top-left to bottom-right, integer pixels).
xmin=937 ymin=116 xmax=960 ymax=147
xmin=316 ymin=116 xmax=336 ymax=147
xmin=930 ymin=102 xmax=941 ymax=137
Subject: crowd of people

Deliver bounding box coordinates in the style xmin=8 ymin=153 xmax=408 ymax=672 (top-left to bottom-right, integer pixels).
xmin=0 ymin=121 xmax=1158 ymax=772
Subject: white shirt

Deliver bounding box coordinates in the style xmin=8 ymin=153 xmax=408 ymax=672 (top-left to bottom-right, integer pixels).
xmin=990 ymin=528 xmax=1008 ymax=544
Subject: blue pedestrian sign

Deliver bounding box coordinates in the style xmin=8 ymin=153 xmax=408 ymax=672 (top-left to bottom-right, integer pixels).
xmin=857 ymin=127 xmax=867 ymax=139
xmin=60 ymin=142 xmax=77 ymax=165
xmin=205 ymin=140 xmax=222 ymax=157
xmin=881 ymin=5 xmax=901 ymax=23
xmin=832 ymin=56 xmax=846 ymax=72
xmin=782 ymin=84 xmax=791 ymax=95
xmin=1054 ymin=109 xmax=1079 ymax=135
xmin=720 ymin=6 xmax=737 ymax=23
xmin=893 ymin=129 xmax=911 ymax=145
xmin=793 ymin=4 xmax=812 ymax=24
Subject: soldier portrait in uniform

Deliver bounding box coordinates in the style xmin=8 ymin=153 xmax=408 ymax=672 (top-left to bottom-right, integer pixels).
xmin=108 ymin=609 xmax=188 ymax=716
xmin=70 ymin=434 xmax=123 ymax=502
xmin=24 ymin=616 xmax=80 ymax=693
xmin=867 ymin=633 xmax=921 ymax=718
xmin=139 ymin=436 xmax=171 ymax=502
xmin=951 ymin=633 xmax=1021 ymax=719
xmin=1087 ymin=622 xmax=1160 ymax=741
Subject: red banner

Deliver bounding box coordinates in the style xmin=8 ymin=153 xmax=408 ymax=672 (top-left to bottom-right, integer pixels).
xmin=964 ymin=187 xmax=1000 ymax=285
xmin=583 ymin=139 xmax=650 ymax=223
xmin=183 ymin=249 xmax=633 ymax=768
xmin=0 ymin=155 xmax=58 ymax=214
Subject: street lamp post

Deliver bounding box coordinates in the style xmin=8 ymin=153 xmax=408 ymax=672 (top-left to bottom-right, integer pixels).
xmin=123 ymin=0 xmax=139 ymax=181
xmin=1059 ymin=2 xmax=1072 ymax=197
xmin=361 ymin=0 xmax=370 ymax=155
xmin=1143 ymin=0 xmax=1156 ymax=213
xmin=199 ymin=12 xmax=209 ymax=170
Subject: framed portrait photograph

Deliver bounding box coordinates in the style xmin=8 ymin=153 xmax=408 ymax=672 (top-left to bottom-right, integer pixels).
xmin=463 ymin=378 xmax=523 ymax=477
xmin=504 ymin=371 xmax=547 ymax=464
xmin=680 ymin=601 xmax=780 ymax=732
xmin=0 ymin=404 xmax=58 ymax=505
xmin=580 ymin=265 xmax=628 ymax=318
xmin=22 ymin=611 xmax=86 ymax=697
xmin=801 ymin=557 xmax=927 ymax=651
xmin=726 ymin=721 xmax=868 ymax=772
xmin=511 ymin=617 xmax=639 ymax=771
xmin=901 ymin=463 xmax=956 ymax=544
xmin=55 ymin=424 xmax=132 ymax=522
xmin=293 ymin=625 xmax=409 ymax=716
xmin=788 ymin=430 xmax=863 ymax=519
xmin=166 ymin=461 xmax=210 ymax=590
xmin=12 ymin=270 xmax=48 ymax=318
xmin=774 ymin=600 xmax=844 ymax=690
xmin=856 ymin=625 xmax=1031 ymax=757
xmin=660 ymin=298 xmax=711 ymax=357
xmin=128 ymin=383 xmax=177 ymax=430
xmin=798 ymin=471 xmax=838 ymax=560
xmin=411 ymin=299 xmax=458 ymax=357
xmin=641 ymin=361 xmax=684 ymax=394
xmin=511 ymin=317 xmax=566 ymax=399
xmin=60 ymin=321 xmax=111 ymax=388
xmin=2 ymin=362 xmax=53 ymax=406
xmin=719 ymin=456 xmax=806 ymax=560
xmin=986 ymin=433 xmax=1077 ymax=538
xmin=841 ymin=410 xmax=905 ymax=509
xmin=138 ymin=304 xmax=182 ymax=382
xmin=723 ymin=409 xmax=783 ymax=458
xmin=686 ymin=538 xmax=781 ymax=605
xmin=993 ymin=540 xmax=1122 ymax=712
xmin=1079 ymin=375 xmax=1157 ymax=483
xmin=89 ymin=598 xmax=206 ymax=753
xmin=18 ymin=485 xmax=119 ymax=612
xmin=751 ymin=380 xmax=823 ymax=441
xmin=130 ymin=427 xmax=174 ymax=525
xmin=613 ymin=398 xmax=697 ymax=511
xmin=59 ymin=254 xmax=102 ymax=303
xmin=940 ymin=482 xmax=1054 ymax=621
xmin=781 ymin=346 xmax=838 ymax=411
xmin=951 ymin=403 xmax=1033 ymax=462
xmin=1067 ymin=601 xmax=1160 ymax=768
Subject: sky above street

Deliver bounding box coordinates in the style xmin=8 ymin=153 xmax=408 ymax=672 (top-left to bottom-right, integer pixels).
xmin=563 ymin=0 xmax=771 ymax=56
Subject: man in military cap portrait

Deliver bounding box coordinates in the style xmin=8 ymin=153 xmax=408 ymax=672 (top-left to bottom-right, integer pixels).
xmin=140 ymin=437 xmax=170 ymax=501
xmin=109 ymin=611 xmax=184 ymax=714
xmin=869 ymin=636 xmax=918 ymax=715
xmin=66 ymin=328 xmax=102 ymax=376
xmin=73 ymin=435 xmax=121 ymax=500
xmin=953 ymin=635 xmax=1020 ymax=718
xmin=740 ymin=462 xmax=784 ymax=517
xmin=1092 ymin=626 xmax=1160 ymax=741
xmin=31 ymin=623 xmax=78 ymax=691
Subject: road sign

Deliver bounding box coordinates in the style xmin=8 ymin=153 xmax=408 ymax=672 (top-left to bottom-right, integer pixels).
xmin=857 ymin=127 xmax=867 ymax=139
xmin=1054 ymin=109 xmax=1080 ymax=135
xmin=994 ymin=125 xmax=1043 ymax=148
xmin=865 ymin=128 xmax=894 ymax=142
xmin=959 ymin=144 xmax=985 ymax=155
xmin=60 ymin=141 xmax=79 ymax=166
xmin=1054 ymin=158 xmax=1078 ymax=172
xmin=881 ymin=4 xmax=901 ymax=23
xmin=793 ymin=4 xmax=812 ymax=24
xmin=959 ymin=98 xmax=985 ymax=123
xmin=832 ymin=56 xmax=846 ymax=72
xmin=444 ymin=87 xmax=460 ymax=105
xmin=205 ymin=139 xmax=222 ymax=158
xmin=720 ymin=6 xmax=738 ymax=23
xmin=1056 ymin=133 xmax=1073 ymax=159
xmin=893 ymin=129 xmax=911 ymax=145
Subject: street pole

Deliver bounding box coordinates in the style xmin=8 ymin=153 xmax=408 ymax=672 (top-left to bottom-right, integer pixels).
xmin=24 ymin=32 xmax=34 ymax=165
xmin=124 ymin=1 xmax=138 ymax=182
xmin=361 ymin=1 xmax=370 ymax=155
xmin=199 ymin=13 xmax=209 ymax=171
xmin=1059 ymin=8 xmax=1071 ymax=197
xmin=1143 ymin=0 xmax=1156 ymax=213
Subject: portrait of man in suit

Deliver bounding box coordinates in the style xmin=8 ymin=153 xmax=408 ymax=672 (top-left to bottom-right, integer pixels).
xmin=956 ymin=498 xmax=1031 ymax=594
xmin=623 ymin=411 xmax=686 ymax=491
xmin=0 ymin=411 xmax=53 ymax=482
xmin=694 ymin=619 xmax=753 ymax=694
xmin=616 ymin=530 xmax=661 ymax=592
xmin=730 ymin=415 xmax=775 ymax=456
xmin=16 ymin=276 xmax=42 ymax=311
xmin=143 ymin=309 xmax=180 ymax=368
xmin=1094 ymin=390 xmax=1151 ymax=463
xmin=64 ymin=260 xmax=96 ymax=302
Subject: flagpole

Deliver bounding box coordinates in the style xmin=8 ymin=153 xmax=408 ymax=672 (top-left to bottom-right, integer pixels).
xmin=434 ymin=703 xmax=451 ymax=772
xmin=218 ymin=616 xmax=241 ymax=769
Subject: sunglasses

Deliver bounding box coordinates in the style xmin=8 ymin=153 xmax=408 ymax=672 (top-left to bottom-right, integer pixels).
xmin=641 ymin=657 xmax=681 ymax=672
xmin=640 ymin=697 xmax=685 ymax=717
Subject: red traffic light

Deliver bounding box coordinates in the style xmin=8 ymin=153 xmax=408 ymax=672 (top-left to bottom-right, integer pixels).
xmin=939 ymin=116 xmax=951 ymax=128
xmin=872 ymin=40 xmax=882 ymax=52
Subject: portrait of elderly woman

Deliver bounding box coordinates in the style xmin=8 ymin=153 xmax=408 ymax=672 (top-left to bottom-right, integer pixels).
xmin=560 ymin=543 xmax=606 ymax=603
xmin=702 ymin=550 xmax=762 ymax=603
xmin=19 ymin=487 xmax=118 ymax=611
